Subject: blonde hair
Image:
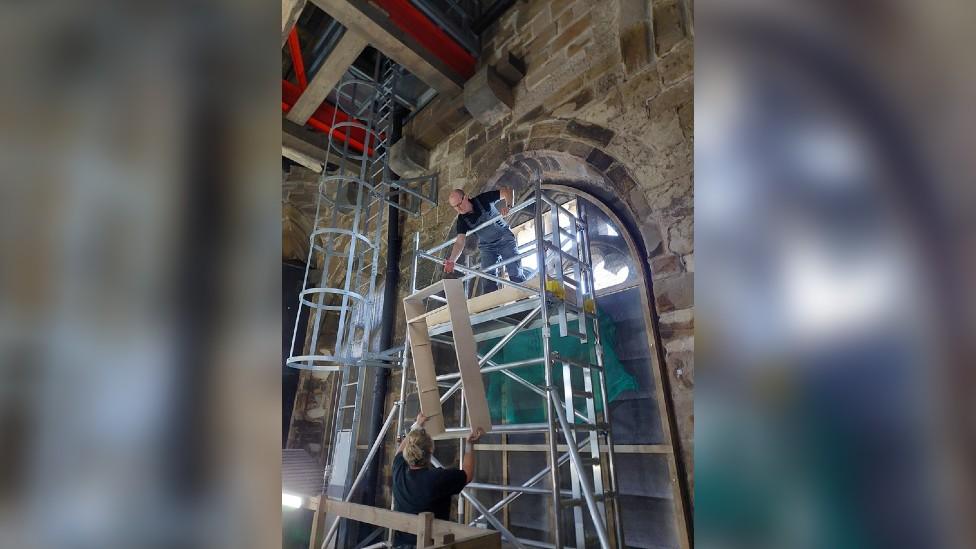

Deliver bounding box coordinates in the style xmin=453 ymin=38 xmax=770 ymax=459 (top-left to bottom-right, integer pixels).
xmin=403 ymin=430 xmax=433 ymax=467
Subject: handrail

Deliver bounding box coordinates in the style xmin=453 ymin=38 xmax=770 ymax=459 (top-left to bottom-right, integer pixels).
xmin=424 ymin=196 xmax=538 ymax=255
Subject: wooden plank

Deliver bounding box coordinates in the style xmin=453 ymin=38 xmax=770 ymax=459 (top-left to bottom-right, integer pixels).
xmin=307 ymin=496 xmax=328 ymax=548
xmin=430 ymin=531 xmax=501 ymax=549
xmin=470 ymin=443 xmax=674 ymax=454
xmin=309 ymin=0 xmax=463 ymax=95
xmin=418 ymin=512 xmax=435 ymax=547
xmin=286 ymin=31 xmax=369 ymax=125
xmin=443 ymin=279 xmax=492 ymax=435
xmin=405 ymin=299 xmax=446 ymax=436
xmin=502 ymin=434 xmax=509 ymax=529
xmin=424 ymin=276 xmax=539 ymax=327
xmin=282 ymin=144 xmax=324 ymax=173
xmin=282 ymin=0 xmax=307 ymax=48
xmin=282 ymin=118 xmax=361 ymax=173
xmin=323 ymin=499 xmax=489 ymax=539
xmin=405 ymin=279 xmax=445 ymax=303
xmin=325 ymin=499 xmax=420 ymax=534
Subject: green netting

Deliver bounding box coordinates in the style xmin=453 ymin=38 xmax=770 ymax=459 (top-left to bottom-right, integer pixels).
xmin=481 ymin=308 xmax=638 ymax=424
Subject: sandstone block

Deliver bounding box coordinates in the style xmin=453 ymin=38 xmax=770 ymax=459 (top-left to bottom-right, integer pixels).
xmin=650 ymin=253 xmax=683 ymax=279
xmin=495 ymin=52 xmax=527 ymax=86
xmin=621 ymin=20 xmax=652 ymax=75
xmin=389 ymin=136 xmax=430 ymax=178
xmin=585 ymin=147 xmax=614 ymax=171
xmin=659 ymin=40 xmax=693 ymax=85
xmin=668 ymin=216 xmax=693 ymax=255
xmin=652 ymin=0 xmax=688 ymax=55
xmin=654 ymin=272 xmax=693 ymax=312
xmin=567 ymin=120 xmax=615 ymax=146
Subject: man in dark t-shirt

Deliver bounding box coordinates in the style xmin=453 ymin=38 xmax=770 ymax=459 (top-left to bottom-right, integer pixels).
xmin=444 ymin=187 xmax=526 ymax=293
xmin=392 ymin=414 xmax=483 ymax=547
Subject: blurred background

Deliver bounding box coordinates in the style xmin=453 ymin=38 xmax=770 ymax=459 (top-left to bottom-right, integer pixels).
xmin=0 ymin=2 xmax=280 ymax=549
xmin=0 ymin=0 xmax=973 ymax=548
xmin=696 ymin=0 xmax=975 ymax=548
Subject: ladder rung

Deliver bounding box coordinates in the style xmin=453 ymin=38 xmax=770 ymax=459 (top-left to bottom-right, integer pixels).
xmin=340 ymin=405 xmax=356 ymax=409
xmin=580 ymin=457 xmax=601 ymax=466
xmin=343 ymin=383 xmax=358 ymax=387
xmin=571 ymin=390 xmax=593 ymax=398
xmin=560 ymin=492 xmax=614 ymax=508
xmin=565 ymin=422 xmax=607 ymax=432
xmin=564 ymin=303 xmax=595 ymax=319
xmin=551 ymin=353 xmax=602 ymax=371
xmin=544 ymin=242 xmax=586 ymax=267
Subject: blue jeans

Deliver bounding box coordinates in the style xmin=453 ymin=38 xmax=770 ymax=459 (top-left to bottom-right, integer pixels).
xmin=479 ymin=236 xmax=525 ymax=293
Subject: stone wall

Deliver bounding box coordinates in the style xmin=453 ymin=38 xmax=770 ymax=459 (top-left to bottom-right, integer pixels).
xmin=282 ymin=166 xmax=317 ymax=264
xmin=398 ymin=0 xmax=695 ymax=493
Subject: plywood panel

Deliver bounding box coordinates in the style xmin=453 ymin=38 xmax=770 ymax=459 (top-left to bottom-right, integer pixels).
xmin=443 ymin=279 xmax=492 ymax=435
xmin=423 ymin=276 xmax=540 ymax=327
xmin=405 ymin=297 xmax=445 ymax=436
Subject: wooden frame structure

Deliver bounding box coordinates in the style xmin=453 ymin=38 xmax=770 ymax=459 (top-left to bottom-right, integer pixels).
xmin=310 ymin=498 xmax=501 ymax=549
xmin=404 ymin=278 xmax=492 ymax=438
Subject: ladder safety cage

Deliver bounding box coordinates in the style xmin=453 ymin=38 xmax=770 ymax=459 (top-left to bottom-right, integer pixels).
xmin=286 ymin=55 xmax=439 ymax=549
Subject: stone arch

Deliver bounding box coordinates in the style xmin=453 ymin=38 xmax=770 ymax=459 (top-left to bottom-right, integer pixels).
xmin=477 ymin=137 xmax=668 ymax=268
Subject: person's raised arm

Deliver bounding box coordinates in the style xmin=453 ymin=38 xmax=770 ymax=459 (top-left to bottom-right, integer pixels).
xmin=461 ymin=428 xmax=484 ymax=483
xmin=497 ymin=186 xmax=514 ymax=216
xmin=444 ymin=233 xmax=466 ymax=273
xmin=397 ymin=413 xmax=428 ymax=454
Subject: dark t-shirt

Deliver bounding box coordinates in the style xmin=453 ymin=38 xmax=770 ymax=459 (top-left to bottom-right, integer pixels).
xmin=455 ymin=190 xmax=508 ymax=235
xmin=392 ymin=453 xmax=467 ymax=546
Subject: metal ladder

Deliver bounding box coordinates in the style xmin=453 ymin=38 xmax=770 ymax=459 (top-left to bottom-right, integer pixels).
xmin=536 ymin=186 xmax=624 ymax=548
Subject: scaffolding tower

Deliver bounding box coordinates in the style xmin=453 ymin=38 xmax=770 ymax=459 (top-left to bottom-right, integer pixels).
xmin=305 ymin=179 xmax=630 ymax=548
xmin=390 ymin=183 xmax=626 ymax=548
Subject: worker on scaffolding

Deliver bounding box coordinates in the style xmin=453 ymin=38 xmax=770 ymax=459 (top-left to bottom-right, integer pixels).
xmin=392 ymin=413 xmax=483 ymax=548
xmin=445 ymin=187 xmax=526 ymax=293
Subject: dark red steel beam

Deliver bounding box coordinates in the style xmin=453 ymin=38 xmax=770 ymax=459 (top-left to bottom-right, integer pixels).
xmin=282 ymin=80 xmax=378 ymax=156
xmin=282 ymin=101 xmax=374 ymax=155
xmin=287 ymin=28 xmax=309 ymax=89
xmin=374 ymin=0 xmax=476 ymax=80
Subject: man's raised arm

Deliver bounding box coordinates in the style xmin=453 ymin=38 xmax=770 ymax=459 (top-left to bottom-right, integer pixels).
xmin=497 ymin=186 xmax=514 ymax=215
xmin=444 ymin=233 xmax=466 ymax=273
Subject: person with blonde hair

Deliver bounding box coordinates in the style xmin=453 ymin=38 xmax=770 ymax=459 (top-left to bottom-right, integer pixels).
xmin=392 ymin=413 xmax=483 ymax=547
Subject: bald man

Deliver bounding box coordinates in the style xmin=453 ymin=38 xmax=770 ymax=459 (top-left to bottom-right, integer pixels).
xmin=445 ymin=187 xmax=526 ymax=293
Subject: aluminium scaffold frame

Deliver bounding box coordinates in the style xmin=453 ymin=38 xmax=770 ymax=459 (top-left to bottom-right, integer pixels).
xmin=405 ymin=181 xmax=624 ymax=549
xmin=312 ymin=181 xmax=690 ymax=549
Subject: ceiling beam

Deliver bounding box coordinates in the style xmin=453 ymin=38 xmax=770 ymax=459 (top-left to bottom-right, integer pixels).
xmin=282 ymin=118 xmax=360 ymax=173
xmin=286 ymin=31 xmax=369 ymax=125
xmin=309 ymin=0 xmax=464 ymax=95
xmin=282 ymin=0 xmax=307 ymax=48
